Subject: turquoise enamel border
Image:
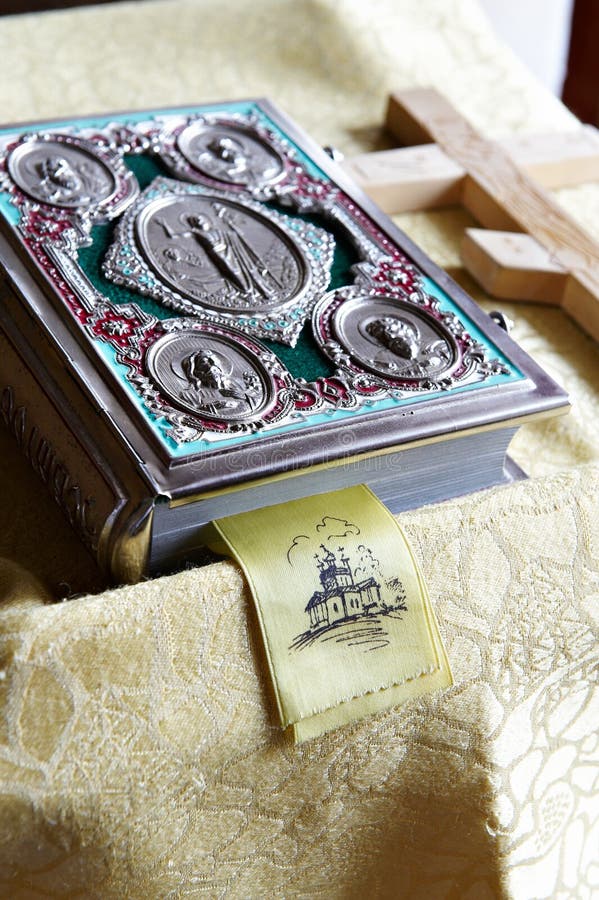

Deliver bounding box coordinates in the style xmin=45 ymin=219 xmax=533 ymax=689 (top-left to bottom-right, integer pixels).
xmin=98 ymin=269 xmax=522 ymax=459
xmin=0 ymin=102 xmax=522 ymax=459
xmin=106 ymin=340 xmax=520 ymax=458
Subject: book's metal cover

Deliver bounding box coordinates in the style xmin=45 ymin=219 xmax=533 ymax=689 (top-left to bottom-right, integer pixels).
xmin=0 ymin=100 xmax=568 ymax=581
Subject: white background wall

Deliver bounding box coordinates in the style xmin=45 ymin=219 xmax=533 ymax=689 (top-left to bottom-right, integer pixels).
xmin=478 ymin=0 xmax=574 ymax=95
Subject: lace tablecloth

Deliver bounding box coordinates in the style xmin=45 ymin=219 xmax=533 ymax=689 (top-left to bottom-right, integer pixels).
xmin=0 ymin=1 xmax=597 ymax=896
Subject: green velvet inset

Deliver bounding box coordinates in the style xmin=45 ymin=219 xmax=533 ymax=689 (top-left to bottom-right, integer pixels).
xmin=77 ymin=155 xmax=358 ymax=381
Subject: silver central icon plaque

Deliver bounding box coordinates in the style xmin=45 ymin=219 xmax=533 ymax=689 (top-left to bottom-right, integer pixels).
xmin=137 ymin=194 xmax=305 ymax=314
xmin=5 ymin=133 xmax=138 ymax=221
xmin=103 ymin=177 xmax=335 ymax=345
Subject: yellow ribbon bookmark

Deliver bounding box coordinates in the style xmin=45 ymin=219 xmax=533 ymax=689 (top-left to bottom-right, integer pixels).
xmin=211 ymin=485 xmax=452 ymax=742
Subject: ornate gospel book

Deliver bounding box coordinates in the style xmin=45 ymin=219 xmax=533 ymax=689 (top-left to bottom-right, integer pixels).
xmin=0 ymin=101 xmax=568 ymax=582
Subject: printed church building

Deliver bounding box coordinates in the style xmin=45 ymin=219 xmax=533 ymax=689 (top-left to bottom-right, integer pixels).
xmin=306 ymin=546 xmax=382 ymax=629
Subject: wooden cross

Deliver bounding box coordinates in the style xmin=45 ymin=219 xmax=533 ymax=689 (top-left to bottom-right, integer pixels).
xmin=342 ymin=88 xmax=599 ymax=341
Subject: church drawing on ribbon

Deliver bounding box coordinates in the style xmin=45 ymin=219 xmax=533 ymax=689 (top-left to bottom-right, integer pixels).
xmin=305 ymin=545 xmax=383 ymax=629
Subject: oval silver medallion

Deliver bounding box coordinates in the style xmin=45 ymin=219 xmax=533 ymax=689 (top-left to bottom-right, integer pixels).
xmin=176 ymin=121 xmax=286 ymax=189
xmin=103 ymin=177 xmax=335 ymax=345
xmin=146 ymin=328 xmax=275 ymax=423
xmin=326 ymin=294 xmax=458 ymax=381
xmin=136 ymin=192 xmax=309 ymax=315
xmin=8 ymin=137 xmax=117 ymax=209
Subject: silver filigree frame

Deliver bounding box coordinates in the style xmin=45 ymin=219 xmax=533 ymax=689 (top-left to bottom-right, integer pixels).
xmin=153 ymin=111 xmax=303 ymax=201
xmin=312 ymin=283 xmax=510 ymax=393
xmin=1 ymin=131 xmax=139 ymax=225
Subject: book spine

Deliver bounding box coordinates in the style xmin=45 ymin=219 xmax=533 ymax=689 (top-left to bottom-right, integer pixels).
xmin=0 ymin=310 xmax=152 ymax=583
xmin=0 ymin=380 xmax=100 ymax=550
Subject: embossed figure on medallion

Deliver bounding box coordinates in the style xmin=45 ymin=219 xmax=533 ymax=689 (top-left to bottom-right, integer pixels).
xmin=177 ymin=122 xmax=286 ymax=188
xmin=365 ymin=316 xmax=419 ymax=360
xmin=154 ymin=202 xmax=284 ymax=304
xmin=8 ymin=140 xmax=116 ymax=209
xmin=361 ymin=312 xmax=454 ymax=378
xmin=146 ymin=329 xmax=274 ymax=423
xmin=137 ymin=194 xmax=306 ymax=314
xmin=330 ymin=295 xmax=458 ymax=381
xmin=179 ymin=347 xmax=262 ymax=414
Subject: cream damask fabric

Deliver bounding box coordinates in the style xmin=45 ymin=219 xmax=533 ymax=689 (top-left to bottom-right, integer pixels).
xmin=0 ymin=466 xmax=597 ymax=898
xmin=0 ymin=0 xmax=597 ymax=897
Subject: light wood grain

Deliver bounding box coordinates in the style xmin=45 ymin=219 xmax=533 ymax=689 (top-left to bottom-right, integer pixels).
xmin=506 ymin=127 xmax=599 ymax=188
xmin=461 ymin=230 xmax=568 ymax=304
xmin=341 ymin=144 xmax=463 ymax=212
xmin=343 ymin=127 xmax=599 ymax=214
